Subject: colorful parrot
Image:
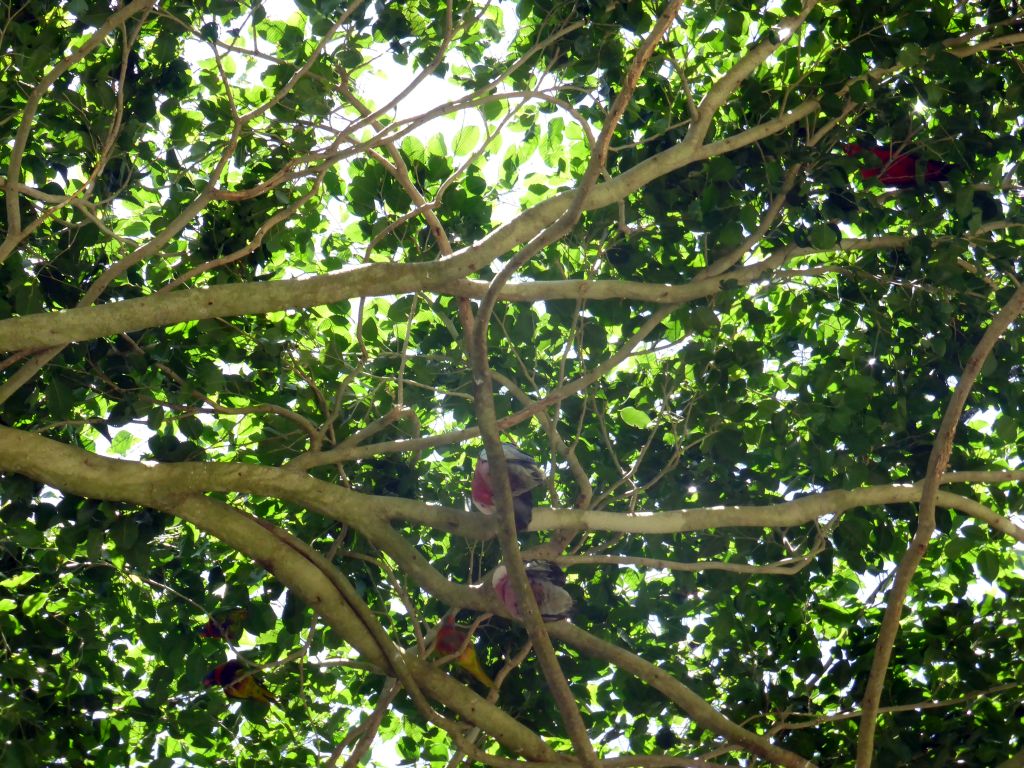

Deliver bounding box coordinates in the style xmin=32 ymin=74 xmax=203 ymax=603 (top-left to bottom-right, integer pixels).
xmin=492 ymin=560 xmax=574 ymax=620
xmin=472 ymin=442 xmax=545 ymax=532
xmin=199 ymin=608 xmax=249 ymax=641
xmin=435 ymin=615 xmax=494 ymax=688
xmin=202 ymin=659 xmax=276 ymax=704
xmin=844 ymin=143 xmax=951 ymax=188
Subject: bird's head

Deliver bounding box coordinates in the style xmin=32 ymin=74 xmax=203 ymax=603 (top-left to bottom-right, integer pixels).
xmin=478 ymin=442 xmax=531 ymax=463
xmin=491 ymin=565 xmax=508 ymax=587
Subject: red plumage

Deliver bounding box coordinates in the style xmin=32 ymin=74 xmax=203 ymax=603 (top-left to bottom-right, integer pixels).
xmin=202 ymin=659 xmax=276 ymax=703
xmin=198 ymin=608 xmax=248 ymax=641
xmin=435 ymin=615 xmax=494 ymax=687
xmin=844 ymin=143 xmax=951 ymax=188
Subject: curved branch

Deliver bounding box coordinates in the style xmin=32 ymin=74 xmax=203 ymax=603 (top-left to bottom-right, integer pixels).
xmin=0 ymin=425 xmax=555 ymax=760
xmin=531 ymin=486 xmax=1024 ymax=542
xmin=550 ymin=552 xmax=821 ymax=575
xmin=773 ymin=682 xmax=1021 ymax=732
xmin=9 ymin=424 xmax=1024 ymax=767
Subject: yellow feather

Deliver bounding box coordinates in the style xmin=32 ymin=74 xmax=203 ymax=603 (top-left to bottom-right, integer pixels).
xmin=455 ymin=645 xmax=494 ymax=688
xmin=227 ymin=674 xmax=275 ymax=704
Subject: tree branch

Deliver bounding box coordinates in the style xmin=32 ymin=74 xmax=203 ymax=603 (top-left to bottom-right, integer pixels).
xmin=549 ymin=623 xmax=816 ymax=768
xmin=855 ymin=282 xmax=1024 ymax=766
xmin=0 ymin=0 xmax=156 ymax=262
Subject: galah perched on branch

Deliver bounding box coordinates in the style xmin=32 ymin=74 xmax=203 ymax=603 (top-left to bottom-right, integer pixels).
xmin=435 ymin=614 xmax=494 ymax=688
xmin=844 ymin=143 xmax=952 ymax=188
xmin=492 ymin=560 xmax=574 ymax=621
xmin=471 ymin=442 xmax=545 ymax=532
xmin=202 ymin=659 xmax=276 ymax=704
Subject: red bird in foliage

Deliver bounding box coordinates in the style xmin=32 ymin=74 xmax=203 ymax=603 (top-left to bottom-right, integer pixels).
xmin=844 ymin=143 xmax=952 ymax=188
xmin=435 ymin=615 xmax=494 ymax=688
xmin=199 ymin=608 xmax=249 ymax=641
xmin=472 ymin=443 xmax=545 ymax=532
xmin=202 ymin=659 xmax=275 ymax=704
xmin=492 ymin=560 xmax=573 ymax=620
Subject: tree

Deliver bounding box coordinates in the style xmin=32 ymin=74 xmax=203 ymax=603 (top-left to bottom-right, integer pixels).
xmin=1 ymin=0 xmax=1023 ymax=765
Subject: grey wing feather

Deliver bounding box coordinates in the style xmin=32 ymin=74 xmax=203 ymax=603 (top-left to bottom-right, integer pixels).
xmin=525 ymin=560 xmax=566 ymax=585
xmin=512 ymin=493 xmax=533 ymax=532
xmin=506 ymin=459 xmax=544 ymax=494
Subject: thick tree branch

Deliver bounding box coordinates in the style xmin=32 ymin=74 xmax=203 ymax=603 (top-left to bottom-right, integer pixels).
xmin=6 ymin=425 xmax=1022 ymax=766
xmin=0 ymin=427 xmax=555 ymax=760
xmin=9 ymin=205 xmax=1019 ymax=356
xmin=6 ymin=426 xmax=1021 ymax=549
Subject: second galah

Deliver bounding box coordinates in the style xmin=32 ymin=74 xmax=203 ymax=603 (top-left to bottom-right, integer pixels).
xmin=472 ymin=442 xmax=545 ymax=532
xmin=492 ymin=560 xmax=574 ymax=620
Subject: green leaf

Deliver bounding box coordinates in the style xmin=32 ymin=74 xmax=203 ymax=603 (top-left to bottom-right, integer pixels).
xmin=706 ymin=156 xmax=736 ymax=182
xmin=897 ymin=44 xmax=922 ymax=66
xmin=809 ymin=223 xmax=838 ymax=249
xmin=111 ymin=518 xmax=140 ymax=551
xmin=977 ymin=550 xmax=1000 ymax=582
xmin=452 ymin=125 xmax=480 ymax=156
xmin=0 ymin=571 xmax=37 ymax=589
xmin=620 ymin=406 xmax=653 ymax=428
xmin=111 ymin=430 xmax=140 ymax=456
xmin=22 ymin=592 xmax=48 ymax=617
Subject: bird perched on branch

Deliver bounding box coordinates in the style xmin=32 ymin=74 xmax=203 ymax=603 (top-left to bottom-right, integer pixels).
xmin=844 ymin=143 xmax=952 ymax=188
xmin=202 ymin=659 xmax=275 ymax=704
xmin=199 ymin=608 xmax=249 ymax=641
xmin=492 ymin=560 xmax=574 ymax=620
xmin=472 ymin=442 xmax=545 ymax=532
xmin=434 ymin=615 xmax=494 ymax=688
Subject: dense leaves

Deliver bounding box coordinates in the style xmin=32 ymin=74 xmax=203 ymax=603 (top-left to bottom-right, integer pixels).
xmin=1 ymin=1 xmax=1024 ymax=766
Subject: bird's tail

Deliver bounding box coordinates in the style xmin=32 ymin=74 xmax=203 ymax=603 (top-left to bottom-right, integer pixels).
xmin=457 ymin=647 xmax=495 ymax=688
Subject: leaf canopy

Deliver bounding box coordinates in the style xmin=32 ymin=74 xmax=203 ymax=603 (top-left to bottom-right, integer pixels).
xmin=1 ymin=1 xmax=1024 ymax=767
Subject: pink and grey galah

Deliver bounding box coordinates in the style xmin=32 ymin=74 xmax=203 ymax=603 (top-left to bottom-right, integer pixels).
xmin=471 ymin=442 xmax=545 ymax=532
xmin=492 ymin=560 xmax=574 ymax=620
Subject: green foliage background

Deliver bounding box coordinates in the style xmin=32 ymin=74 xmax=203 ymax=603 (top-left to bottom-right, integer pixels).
xmin=1 ymin=0 xmax=1023 ymax=766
